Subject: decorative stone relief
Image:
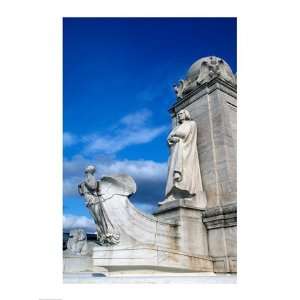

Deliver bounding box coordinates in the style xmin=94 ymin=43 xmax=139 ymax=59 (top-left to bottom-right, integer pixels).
xmin=173 ymin=79 xmax=187 ymax=100
xmin=195 ymin=56 xmax=235 ymax=85
xmin=66 ymin=229 xmax=88 ymax=255
xmin=173 ymin=56 xmax=236 ymax=100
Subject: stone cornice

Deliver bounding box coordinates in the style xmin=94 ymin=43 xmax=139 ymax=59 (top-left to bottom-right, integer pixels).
xmin=169 ymin=77 xmax=237 ymax=116
xmin=153 ymin=199 xmax=205 ymax=215
xmin=202 ymin=203 xmax=237 ymax=229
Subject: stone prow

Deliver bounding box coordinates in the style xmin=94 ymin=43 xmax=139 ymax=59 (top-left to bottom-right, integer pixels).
xmin=92 ymin=175 xmax=213 ymax=272
xmin=100 ymin=175 xmax=179 ymax=250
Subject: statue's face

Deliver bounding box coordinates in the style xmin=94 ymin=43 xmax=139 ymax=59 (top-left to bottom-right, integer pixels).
xmin=85 ymin=165 xmax=96 ymax=175
xmin=177 ymin=111 xmax=186 ymax=123
xmin=69 ymin=229 xmax=86 ymax=241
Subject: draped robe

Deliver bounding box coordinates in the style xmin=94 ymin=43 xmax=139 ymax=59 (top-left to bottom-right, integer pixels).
xmin=165 ymin=120 xmax=204 ymax=201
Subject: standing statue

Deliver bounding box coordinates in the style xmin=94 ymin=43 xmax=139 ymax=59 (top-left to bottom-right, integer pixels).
xmin=78 ymin=165 xmax=120 ymax=246
xmin=160 ymin=109 xmax=206 ymax=208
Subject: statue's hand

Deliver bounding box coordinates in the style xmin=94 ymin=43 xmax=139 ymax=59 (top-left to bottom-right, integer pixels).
xmin=174 ymin=172 xmax=182 ymax=182
xmin=168 ymin=136 xmax=180 ymax=144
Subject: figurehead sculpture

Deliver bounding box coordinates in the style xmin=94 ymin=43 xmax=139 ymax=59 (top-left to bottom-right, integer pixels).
xmin=78 ymin=165 xmax=120 ymax=245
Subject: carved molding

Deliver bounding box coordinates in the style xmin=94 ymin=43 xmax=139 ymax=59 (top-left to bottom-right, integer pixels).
xmin=202 ymin=203 xmax=237 ymax=229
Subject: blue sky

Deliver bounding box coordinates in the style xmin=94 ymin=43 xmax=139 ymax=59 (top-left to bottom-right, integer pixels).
xmin=63 ymin=18 xmax=236 ymax=232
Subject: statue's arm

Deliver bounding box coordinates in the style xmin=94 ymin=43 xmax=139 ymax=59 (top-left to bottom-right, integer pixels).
xmin=168 ymin=127 xmax=186 ymax=143
xmin=168 ymin=128 xmax=181 ymax=145
xmin=78 ymin=182 xmax=84 ymax=196
xmin=168 ymin=136 xmax=177 ymax=145
xmin=176 ymin=121 xmax=195 ymax=141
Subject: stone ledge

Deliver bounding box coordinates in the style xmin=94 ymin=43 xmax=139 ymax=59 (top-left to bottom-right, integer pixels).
xmin=169 ymin=77 xmax=237 ymax=114
xmin=153 ymin=199 xmax=205 ymax=215
xmin=202 ymin=203 xmax=237 ymax=229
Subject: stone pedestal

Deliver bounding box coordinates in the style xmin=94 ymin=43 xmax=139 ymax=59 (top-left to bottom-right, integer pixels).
xmin=202 ymin=203 xmax=237 ymax=273
xmin=154 ymin=200 xmax=209 ymax=257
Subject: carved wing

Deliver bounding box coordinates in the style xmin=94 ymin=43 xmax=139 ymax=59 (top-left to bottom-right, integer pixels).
xmin=100 ymin=174 xmax=137 ymax=201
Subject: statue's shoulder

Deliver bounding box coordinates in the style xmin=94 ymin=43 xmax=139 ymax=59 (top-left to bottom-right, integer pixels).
xmin=186 ymin=120 xmax=197 ymax=128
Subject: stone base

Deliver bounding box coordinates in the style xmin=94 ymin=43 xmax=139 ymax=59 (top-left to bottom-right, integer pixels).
xmin=153 ymin=199 xmax=209 ymax=258
xmin=63 ymin=273 xmax=237 ymax=284
xmin=63 ymin=254 xmax=93 ymax=273
xmin=202 ymin=203 xmax=237 ymax=273
xmin=92 ymin=245 xmax=213 ymax=272
xmin=213 ymin=256 xmax=237 ymax=273
xmin=154 ymin=198 xmax=205 ymax=217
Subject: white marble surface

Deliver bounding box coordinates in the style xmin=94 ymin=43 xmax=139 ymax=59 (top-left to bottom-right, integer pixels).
xmin=64 ymin=273 xmax=236 ymax=284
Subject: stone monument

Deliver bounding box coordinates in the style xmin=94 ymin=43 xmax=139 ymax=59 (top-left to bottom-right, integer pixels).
xmin=63 ymin=55 xmax=237 ymax=276
xmin=162 ymin=55 xmax=237 ymax=273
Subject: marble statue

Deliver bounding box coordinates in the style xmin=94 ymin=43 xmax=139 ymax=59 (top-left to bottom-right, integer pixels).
xmin=160 ymin=109 xmax=206 ymax=206
xmin=78 ymin=165 xmax=120 ymax=246
xmin=66 ymin=229 xmax=88 ymax=255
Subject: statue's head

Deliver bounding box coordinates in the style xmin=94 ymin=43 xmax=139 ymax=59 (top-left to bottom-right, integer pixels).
xmin=69 ymin=228 xmax=87 ymax=242
xmin=67 ymin=228 xmax=88 ymax=255
xmin=177 ymin=109 xmax=191 ymax=123
xmin=85 ymin=165 xmax=96 ymax=175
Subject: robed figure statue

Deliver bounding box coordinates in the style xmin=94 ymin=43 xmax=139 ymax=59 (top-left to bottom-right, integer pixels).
xmin=78 ymin=165 xmax=120 ymax=245
xmin=160 ymin=109 xmax=206 ymax=208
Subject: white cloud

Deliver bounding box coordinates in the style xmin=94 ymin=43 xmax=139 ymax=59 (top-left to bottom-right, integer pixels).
xmin=84 ymin=109 xmax=167 ymax=154
xmin=64 ymin=154 xmax=89 ymax=177
xmin=63 ymin=109 xmax=168 ymax=206
xmin=63 ymin=109 xmax=167 ymax=154
xmin=120 ymin=109 xmax=152 ymax=127
xmin=63 ymin=214 xmax=96 ymax=233
xmin=84 ymin=126 xmax=167 ymax=154
xmin=63 ymin=175 xmax=82 ymax=198
xmin=100 ymin=159 xmax=167 ymax=181
xmin=63 ymin=132 xmax=78 ymax=147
